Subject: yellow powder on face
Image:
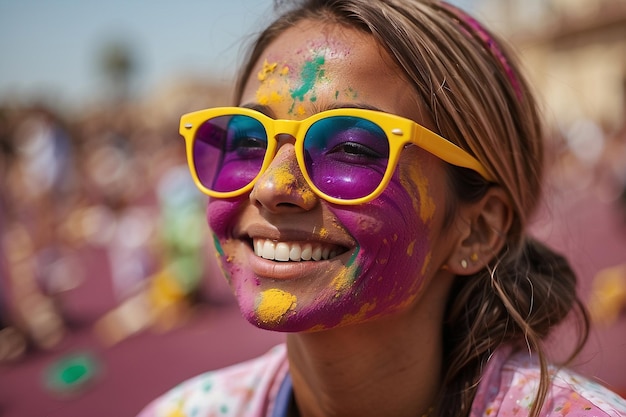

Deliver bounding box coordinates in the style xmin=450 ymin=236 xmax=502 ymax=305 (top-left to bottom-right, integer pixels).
xmin=389 ymin=252 xmax=432 ymax=310
xmin=256 ymin=289 xmax=297 ymax=325
xmin=262 ymin=163 xmax=296 ymax=192
xmin=260 ymin=162 xmax=316 ymax=205
xmin=421 ymin=251 xmax=431 ymax=276
xmin=401 ymin=164 xmax=436 ymax=223
xmin=309 ymin=324 xmax=328 ymax=332
xmin=257 ymin=94 xmax=270 ymax=106
xmin=269 ymin=91 xmax=284 ymax=103
xmin=330 ymin=263 xmax=358 ymax=292
xmin=257 ymin=86 xmax=287 ymax=105
xmin=300 ymin=187 xmax=317 ymax=207
xmin=406 ymin=240 xmax=416 ymax=257
xmin=376 ymin=238 xmax=389 ymax=264
xmin=393 ymin=294 xmax=417 ymax=312
xmin=294 ymin=104 xmax=306 ymax=116
xmin=258 ymin=60 xmax=278 ymax=81
xmin=256 ymin=61 xmax=289 ymax=105
xmin=339 ymin=302 xmax=376 ymax=326
xmin=416 ymin=176 xmax=436 ymax=223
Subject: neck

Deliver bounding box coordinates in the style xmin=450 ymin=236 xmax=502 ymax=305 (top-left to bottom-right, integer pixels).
xmin=286 ymin=278 xmax=450 ymax=417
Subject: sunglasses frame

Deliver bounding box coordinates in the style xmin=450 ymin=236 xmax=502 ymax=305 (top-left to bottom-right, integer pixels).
xmin=180 ymin=107 xmax=494 ymax=205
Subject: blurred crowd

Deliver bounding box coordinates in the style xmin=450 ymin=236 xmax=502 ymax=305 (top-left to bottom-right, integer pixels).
xmin=546 ymin=117 xmax=626 ymax=219
xmin=1 ymin=83 xmax=625 ymax=367
xmin=544 ymin=116 xmax=626 ymax=329
xmin=0 ymin=82 xmax=231 ymax=363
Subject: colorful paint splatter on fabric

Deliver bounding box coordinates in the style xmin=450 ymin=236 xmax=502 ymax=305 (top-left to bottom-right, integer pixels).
xmin=137 ymin=344 xmax=626 ymax=416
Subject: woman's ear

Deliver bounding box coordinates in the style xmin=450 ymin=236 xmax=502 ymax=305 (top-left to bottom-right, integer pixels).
xmin=444 ymin=186 xmax=513 ymax=275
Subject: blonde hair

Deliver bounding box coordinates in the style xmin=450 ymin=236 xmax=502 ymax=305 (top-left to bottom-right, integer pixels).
xmin=234 ymin=1 xmax=590 ymax=415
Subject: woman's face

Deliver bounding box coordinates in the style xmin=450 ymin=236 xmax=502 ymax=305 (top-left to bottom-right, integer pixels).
xmin=208 ymin=20 xmax=459 ymax=332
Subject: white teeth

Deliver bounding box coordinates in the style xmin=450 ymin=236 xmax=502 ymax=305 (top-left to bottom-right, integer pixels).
xmin=301 ymin=243 xmax=312 ymax=261
xmin=289 ymin=243 xmax=301 ymax=261
xmin=312 ymin=246 xmax=322 ymax=261
xmin=262 ymin=240 xmax=275 ymax=260
xmin=275 ymin=242 xmax=290 ymax=261
xmin=252 ymin=238 xmax=339 ymax=262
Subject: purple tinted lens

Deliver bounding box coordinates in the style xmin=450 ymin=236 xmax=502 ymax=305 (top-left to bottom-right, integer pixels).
xmin=303 ymin=116 xmax=389 ymax=200
xmin=193 ymin=115 xmax=267 ymax=193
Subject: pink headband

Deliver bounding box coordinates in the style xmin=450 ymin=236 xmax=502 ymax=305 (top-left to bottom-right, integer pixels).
xmin=441 ymin=3 xmax=523 ymax=101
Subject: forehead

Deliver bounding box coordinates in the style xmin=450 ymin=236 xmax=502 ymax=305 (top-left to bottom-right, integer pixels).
xmin=239 ymin=20 xmax=422 ymax=119
xmin=262 ymin=21 xmax=358 ymax=66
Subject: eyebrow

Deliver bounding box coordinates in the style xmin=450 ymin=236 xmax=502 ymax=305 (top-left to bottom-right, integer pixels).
xmin=240 ymin=103 xmax=275 ymax=117
xmin=323 ymin=102 xmax=384 ymax=112
xmin=239 ymin=102 xmax=387 ymax=118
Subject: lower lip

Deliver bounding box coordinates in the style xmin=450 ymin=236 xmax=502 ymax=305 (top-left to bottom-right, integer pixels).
xmin=246 ymin=245 xmax=351 ymax=280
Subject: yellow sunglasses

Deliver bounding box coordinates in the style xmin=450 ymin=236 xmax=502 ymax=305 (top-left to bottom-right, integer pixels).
xmin=180 ymin=107 xmax=494 ymax=205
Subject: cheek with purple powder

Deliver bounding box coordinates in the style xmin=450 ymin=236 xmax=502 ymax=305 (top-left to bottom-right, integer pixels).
xmin=207 ymin=199 xmax=245 ymax=281
xmin=327 ymin=169 xmax=436 ymax=324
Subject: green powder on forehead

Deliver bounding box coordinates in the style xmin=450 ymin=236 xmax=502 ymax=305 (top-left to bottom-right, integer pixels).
xmin=290 ymin=55 xmax=325 ymax=102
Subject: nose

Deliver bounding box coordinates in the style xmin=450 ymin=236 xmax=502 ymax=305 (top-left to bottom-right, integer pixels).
xmin=249 ymin=139 xmax=318 ymax=213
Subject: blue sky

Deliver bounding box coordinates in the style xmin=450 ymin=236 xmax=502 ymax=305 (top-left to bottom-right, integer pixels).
xmin=0 ymin=0 xmax=471 ymax=111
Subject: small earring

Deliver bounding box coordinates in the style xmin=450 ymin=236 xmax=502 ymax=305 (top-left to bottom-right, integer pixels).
xmin=460 ymin=259 xmax=468 ymax=269
xmin=470 ymin=252 xmax=479 ymax=262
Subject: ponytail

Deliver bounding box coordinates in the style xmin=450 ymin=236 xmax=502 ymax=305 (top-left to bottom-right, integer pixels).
xmin=436 ymin=237 xmax=590 ymax=417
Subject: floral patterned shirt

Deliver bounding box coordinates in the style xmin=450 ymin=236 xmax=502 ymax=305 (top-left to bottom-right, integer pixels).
xmin=137 ymin=344 xmax=626 ymax=417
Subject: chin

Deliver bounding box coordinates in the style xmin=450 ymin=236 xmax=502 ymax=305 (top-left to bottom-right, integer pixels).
xmin=239 ymin=292 xmax=405 ymax=334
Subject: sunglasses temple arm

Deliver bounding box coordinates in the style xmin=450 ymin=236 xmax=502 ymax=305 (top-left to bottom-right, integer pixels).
xmin=413 ymin=127 xmax=494 ymax=182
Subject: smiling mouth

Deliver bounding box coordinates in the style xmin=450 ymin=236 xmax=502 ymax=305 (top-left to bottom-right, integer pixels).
xmin=252 ymin=238 xmax=347 ymax=262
